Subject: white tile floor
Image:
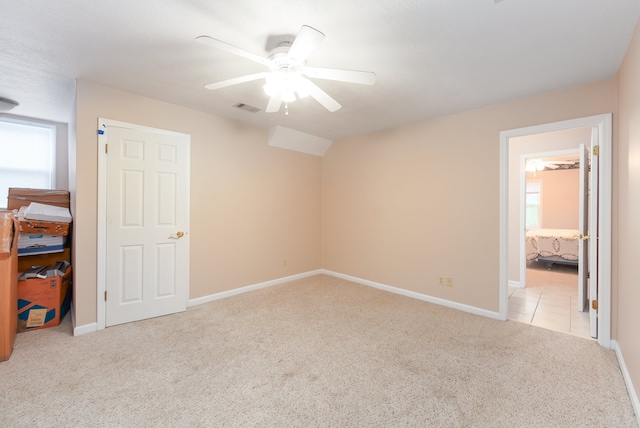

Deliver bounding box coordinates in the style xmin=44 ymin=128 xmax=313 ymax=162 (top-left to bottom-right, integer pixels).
xmin=508 ymin=261 xmax=592 ymax=338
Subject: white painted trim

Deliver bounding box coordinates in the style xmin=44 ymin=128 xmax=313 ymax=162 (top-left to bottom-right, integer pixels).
xmin=499 ymin=125 xmax=509 ymax=321
xmin=500 ymin=114 xmax=612 ymax=347
xmin=321 ymin=270 xmax=503 ymax=320
xmin=74 ymin=322 xmax=98 ymax=336
xmin=187 ymin=270 xmax=324 ymax=307
xmin=518 ymin=154 xmax=527 ymax=289
xmin=597 ymin=115 xmax=612 ymax=347
xmin=97 ymin=119 xmax=107 ymax=330
xmin=612 ymin=340 xmax=640 ymax=425
xmin=97 ymin=118 xmax=191 ymax=330
xmin=509 ymin=280 xmax=523 ymax=288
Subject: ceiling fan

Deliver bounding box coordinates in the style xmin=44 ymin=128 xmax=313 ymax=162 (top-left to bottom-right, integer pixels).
xmin=196 ymin=25 xmax=376 ymax=113
xmin=526 ymin=159 xmax=580 ymax=172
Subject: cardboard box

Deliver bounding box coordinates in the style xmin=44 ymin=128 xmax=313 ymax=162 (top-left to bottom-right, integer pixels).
xmin=1 ymin=211 xmax=14 ymax=254
xmin=17 ymin=266 xmax=71 ymax=332
xmin=18 ymin=248 xmax=71 ymax=273
xmin=0 ymin=212 xmax=19 ymax=361
xmin=7 ymin=188 xmax=70 ymax=211
xmin=23 ymin=202 xmax=72 ymax=223
xmin=18 ymin=233 xmax=66 ymax=256
xmin=18 ymin=218 xmax=70 ymax=236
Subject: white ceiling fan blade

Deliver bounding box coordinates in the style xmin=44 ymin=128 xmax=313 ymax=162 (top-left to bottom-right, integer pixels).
xmin=196 ymin=36 xmax=272 ymax=68
xmin=287 ymin=25 xmax=325 ymax=62
xmin=266 ymin=93 xmax=282 ymax=113
xmin=304 ymin=80 xmax=342 ymax=112
xmin=304 ymin=67 xmax=376 ymax=85
xmin=204 ymin=72 xmax=269 ymax=90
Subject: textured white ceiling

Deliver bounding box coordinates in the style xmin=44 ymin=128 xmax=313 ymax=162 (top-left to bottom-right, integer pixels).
xmin=1 ymin=0 xmax=639 ymax=141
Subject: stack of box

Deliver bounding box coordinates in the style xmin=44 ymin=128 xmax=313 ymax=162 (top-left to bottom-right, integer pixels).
xmin=16 ymin=203 xmax=71 ymax=256
xmin=8 ymin=188 xmax=73 ymax=332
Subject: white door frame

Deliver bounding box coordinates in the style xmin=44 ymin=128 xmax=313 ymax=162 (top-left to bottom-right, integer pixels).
xmin=518 ymin=148 xmax=580 ymax=290
xmin=499 ymin=113 xmax=612 ymax=347
xmin=96 ymin=118 xmax=191 ymax=330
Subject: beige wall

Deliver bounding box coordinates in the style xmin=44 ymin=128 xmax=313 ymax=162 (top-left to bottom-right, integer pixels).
xmin=323 ymin=78 xmax=617 ymax=313
xmin=533 ymin=169 xmax=579 ymax=230
xmin=616 ymin=17 xmax=640 ymax=411
xmin=508 ymin=128 xmax=589 ymax=282
xmin=73 ymin=80 xmax=322 ymax=326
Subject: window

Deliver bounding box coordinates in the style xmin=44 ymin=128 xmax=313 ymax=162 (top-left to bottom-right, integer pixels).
xmin=526 ymin=180 xmax=542 ymax=229
xmin=0 ymin=118 xmax=56 ymax=208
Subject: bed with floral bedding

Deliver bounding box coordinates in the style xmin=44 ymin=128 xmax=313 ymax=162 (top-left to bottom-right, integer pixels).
xmin=526 ymin=228 xmax=580 ymax=268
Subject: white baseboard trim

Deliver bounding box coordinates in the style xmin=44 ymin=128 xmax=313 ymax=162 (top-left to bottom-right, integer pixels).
xmin=321 ymin=270 xmax=502 ymax=320
xmin=73 ymin=322 xmax=98 ymax=336
xmin=612 ymin=340 xmax=640 ymax=425
xmin=70 ymin=305 xmax=97 ymax=336
xmin=509 ymin=280 xmax=523 ymax=288
xmin=188 ymin=269 xmax=324 ymax=307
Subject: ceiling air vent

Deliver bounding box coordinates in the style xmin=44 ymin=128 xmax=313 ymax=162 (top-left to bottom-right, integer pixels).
xmin=233 ymin=102 xmax=261 ymax=113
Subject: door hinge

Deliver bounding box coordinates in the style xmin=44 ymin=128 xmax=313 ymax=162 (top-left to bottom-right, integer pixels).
xmin=587 ymin=272 xmax=590 ymax=279
xmin=593 ymin=145 xmax=599 ymax=156
xmin=105 ymin=144 xmax=108 ymax=154
xmin=104 ymin=291 xmax=107 ymax=301
xmin=591 ymin=299 xmax=598 ymax=310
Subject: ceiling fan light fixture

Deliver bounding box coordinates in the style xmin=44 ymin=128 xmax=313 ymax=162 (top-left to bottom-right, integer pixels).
xmin=263 ymin=70 xmax=309 ymax=103
xmin=263 ymin=81 xmax=277 ymax=98
xmin=0 ymin=97 xmax=19 ymax=112
xmin=295 ymin=77 xmax=310 ymax=99
xmin=526 ymin=159 xmax=545 ymax=172
xmin=281 ymin=88 xmax=296 ymax=103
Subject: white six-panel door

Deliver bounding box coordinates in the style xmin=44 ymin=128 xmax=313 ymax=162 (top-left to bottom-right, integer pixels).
xmin=578 ymin=144 xmax=589 ymax=313
xmin=103 ymin=122 xmax=190 ymax=327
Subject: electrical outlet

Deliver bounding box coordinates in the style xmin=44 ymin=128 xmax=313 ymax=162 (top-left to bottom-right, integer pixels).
xmin=438 ymin=276 xmax=445 ymax=286
xmin=446 ymin=277 xmax=454 ymax=287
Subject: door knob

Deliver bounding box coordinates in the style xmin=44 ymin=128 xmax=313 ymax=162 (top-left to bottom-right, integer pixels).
xmin=176 ymin=231 xmax=185 ymax=238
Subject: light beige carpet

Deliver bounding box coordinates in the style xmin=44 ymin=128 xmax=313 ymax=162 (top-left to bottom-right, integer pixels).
xmin=0 ymin=274 xmax=637 ymax=427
